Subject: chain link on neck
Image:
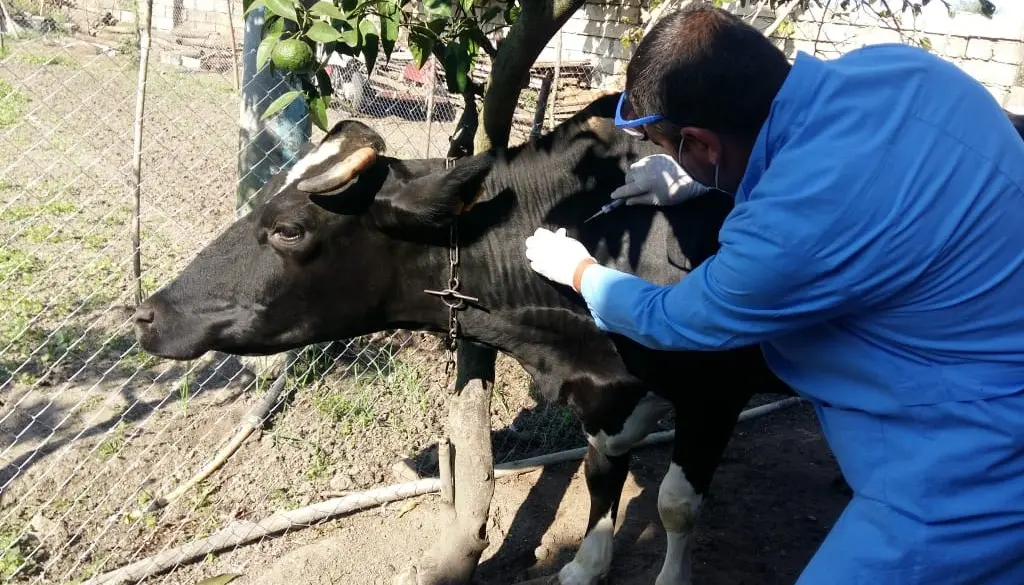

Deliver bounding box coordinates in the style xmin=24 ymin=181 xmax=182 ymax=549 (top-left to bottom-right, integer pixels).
xmin=423 ymin=157 xmax=479 ymax=388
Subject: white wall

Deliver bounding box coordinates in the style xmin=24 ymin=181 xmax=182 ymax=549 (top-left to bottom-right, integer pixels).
xmin=541 ymin=0 xmax=1024 ymax=112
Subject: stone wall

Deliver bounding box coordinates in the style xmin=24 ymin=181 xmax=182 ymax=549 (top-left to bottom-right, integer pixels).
xmin=71 ymin=0 xmax=1024 ymax=112
xmin=76 ymin=0 xmax=242 ymax=37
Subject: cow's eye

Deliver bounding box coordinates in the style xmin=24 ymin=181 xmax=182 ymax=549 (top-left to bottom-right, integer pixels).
xmin=271 ymin=224 xmax=304 ymax=243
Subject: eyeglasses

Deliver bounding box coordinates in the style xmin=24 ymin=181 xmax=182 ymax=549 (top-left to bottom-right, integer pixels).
xmin=614 ymin=91 xmax=664 ymax=140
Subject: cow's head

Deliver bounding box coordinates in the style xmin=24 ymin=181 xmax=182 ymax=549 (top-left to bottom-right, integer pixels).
xmin=134 ymin=120 xmax=494 ymax=360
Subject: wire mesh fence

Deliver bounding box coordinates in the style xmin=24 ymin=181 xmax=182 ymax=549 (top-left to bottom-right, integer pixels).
xmin=0 ymin=1 xmax=619 ymax=582
xmin=8 ymin=0 xmax=1012 ymax=581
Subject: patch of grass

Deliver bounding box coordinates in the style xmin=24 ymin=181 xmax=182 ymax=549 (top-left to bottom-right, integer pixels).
xmin=0 ymin=77 xmax=28 ymax=129
xmin=23 ymin=224 xmax=57 ymax=244
xmin=268 ymin=486 xmax=299 ymax=511
xmin=97 ymin=421 xmax=127 ymax=461
xmin=0 ymin=197 xmax=79 ymax=222
xmin=314 ymin=391 xmax=377 ymax=432
xmin=80 ymin=231 xmax=109 ymax=251
xmin=304 ymin=447 xmax=332 ymax=481
xmin=15 ymin=52 xmax=78 ymax=67
xmin=118 ymin=348 xmax=156 ymax=375
xmin=0 ymin=524 xmax=40 ymax=581
xmin=178 ymin=368 xmax=193 ymax=417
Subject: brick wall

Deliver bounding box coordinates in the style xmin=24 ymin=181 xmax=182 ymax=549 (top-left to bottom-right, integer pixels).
xmin=539 ymin=0 xmax=1024 ymax=112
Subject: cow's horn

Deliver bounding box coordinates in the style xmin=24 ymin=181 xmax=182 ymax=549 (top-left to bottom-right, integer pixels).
xmin=297 ymin=146 xmax=378 ymax=194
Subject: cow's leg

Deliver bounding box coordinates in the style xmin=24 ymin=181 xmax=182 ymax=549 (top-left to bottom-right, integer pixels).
xmin=559 ymin=392 xmax=673 ymax=585
xmin=655 ymin=394 xmax=749 ymax=585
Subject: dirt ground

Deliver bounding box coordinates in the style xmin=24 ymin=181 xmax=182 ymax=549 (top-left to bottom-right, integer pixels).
xmin=168 ymin=397 xmax=850 ymax=585
xmin=0 ymin=31 xmax=849 ymax=585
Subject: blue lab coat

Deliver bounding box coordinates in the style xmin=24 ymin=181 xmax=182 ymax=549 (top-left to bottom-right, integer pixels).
xmin=580 ymin=44 xmax=1024 ymax=584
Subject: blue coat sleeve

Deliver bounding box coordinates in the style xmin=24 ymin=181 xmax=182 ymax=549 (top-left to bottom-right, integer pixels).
xmin=579 ymin=137 xmax=906 ymax=352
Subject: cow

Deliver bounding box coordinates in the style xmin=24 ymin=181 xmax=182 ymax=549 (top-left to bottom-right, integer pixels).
xmin=133 ymin=94 xmax=1024 ymax=585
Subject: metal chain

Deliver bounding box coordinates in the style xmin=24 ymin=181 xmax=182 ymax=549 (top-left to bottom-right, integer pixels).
xmin=423 ymin=157 xmax=479 ymax=387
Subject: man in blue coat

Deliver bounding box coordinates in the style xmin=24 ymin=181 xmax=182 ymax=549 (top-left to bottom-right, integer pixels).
xmin=524 ymin=5 xmax=1024 ymax=585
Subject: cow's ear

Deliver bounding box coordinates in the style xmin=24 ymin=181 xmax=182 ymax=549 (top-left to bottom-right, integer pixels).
xmin=373 ymin=153 xmax=496 ymax=228
xmin=292 ymin=120 xmax=387 ymax=195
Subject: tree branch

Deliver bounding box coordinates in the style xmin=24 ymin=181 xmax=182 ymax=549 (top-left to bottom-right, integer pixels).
xmin=762 ymin=0 xmax=801 ymax=38
xmin=475 ymin=0 xmax=587 ymax=152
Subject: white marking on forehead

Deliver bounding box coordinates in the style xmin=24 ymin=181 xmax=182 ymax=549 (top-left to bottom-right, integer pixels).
xmin=270 ymin=137 xmax=346 ymax=199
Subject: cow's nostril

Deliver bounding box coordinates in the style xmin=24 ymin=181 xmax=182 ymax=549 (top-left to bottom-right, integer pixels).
xmin=134 ymin=306 xmax=156 ymax=327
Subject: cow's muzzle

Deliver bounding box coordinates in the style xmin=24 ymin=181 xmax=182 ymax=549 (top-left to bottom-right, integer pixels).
xmin=134 ymin=294 xmax=217 ymax=361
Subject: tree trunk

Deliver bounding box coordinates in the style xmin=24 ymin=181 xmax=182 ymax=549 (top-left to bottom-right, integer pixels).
xmin=394 ymin=3 xmax=588 ymax=580
xmin=393 ymin=343 xmax=496 ymax=585
xmin=475 ymin=0 xmax=587 ymax=152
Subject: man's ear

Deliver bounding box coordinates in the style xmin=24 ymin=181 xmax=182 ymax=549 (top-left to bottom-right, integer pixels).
xmin=373 ymin=153 xmax=496 ymax=228
xmin=680 ymin=127 xmax=722 ymax=166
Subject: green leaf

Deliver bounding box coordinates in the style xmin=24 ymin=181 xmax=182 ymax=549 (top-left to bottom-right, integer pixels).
xmin=459 ymin=0 xmax=473 ymax=13
xmin=359 ymin=18 xmax=379 ymax=76
xmin=424 ymin=0 xmax=452 ymax=20
xmin=307 ymin=21 xmax=344 ymax=43
xmin=481 ymin=6 xmax=501 ymax=22
xmin=464 ymin=26 xmax=487 ymax=55
xmin=337 ymin=18 xmax=360 ymax=48
xmin=308 ymin=0 xmax=346 ymax=19
xmin=243 ymin=0 xmax=266 ymax=16
xmin=408 ymin=28 xmax=434 ymax=69
xmin=309 ymin=93 xmax=330 ymax=131
xmin=425 ymin=17 xmax=447 ymax=36
xmin=264 ymin=0 xmax=298 ymax=22
xmin=444 ymin=39 xmax=472 ymax=94
xmin=256 ymin=32 xmax=282 ymax=71
xmin=261 ymin=90 xmax=303 ymax=121
xmin=196 ymin=574 xmax=243 ymax=585
xmin=378 ymin=0 xmax=399 ymax=61
xmin=315 ymin=68 xmax=334 ymax=97
xmin=264 ymin=14 xmax=286 ymax=35
xmin=505 ymin=4 xmax=520 ymax=24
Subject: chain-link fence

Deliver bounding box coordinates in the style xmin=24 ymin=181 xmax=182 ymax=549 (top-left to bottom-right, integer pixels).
xmin=0 ymin=0 xmax=620 ymax=581
xmin=4 ymin=0 xmax=1018 ymax=582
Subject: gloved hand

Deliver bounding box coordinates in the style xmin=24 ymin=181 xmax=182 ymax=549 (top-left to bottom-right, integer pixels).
xmin=524 ymin=227 xmax=596 ymax=291
xmin=610 ymin=154 xmax=710 ymax=206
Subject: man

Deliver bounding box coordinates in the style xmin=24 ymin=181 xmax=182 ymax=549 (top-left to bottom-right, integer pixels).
xmin=524 ymin=5 xmax=1024 ymax=585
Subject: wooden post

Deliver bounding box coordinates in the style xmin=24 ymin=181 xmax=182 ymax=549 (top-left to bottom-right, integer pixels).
xmin=393 ymin=343 xmax=496 ymax=585
xmin=393 ymin=98 xmax=500 ymax=584
xmin=547 ymin=29 xmax=562 ymax=131
xmin=531 ymin=71 xmax=554 ymax=142
xmin=130 ymin=0 xmax=154 ymax=307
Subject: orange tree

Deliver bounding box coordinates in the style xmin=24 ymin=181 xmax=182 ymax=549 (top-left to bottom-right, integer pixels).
xmin=241 ymin=0 xmax=587 ymax=152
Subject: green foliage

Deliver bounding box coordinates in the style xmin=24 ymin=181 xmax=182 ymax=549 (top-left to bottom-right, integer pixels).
xmin=251 ymin=0 xmax=520 ymax=129
xmin=0 ymin=77 xmax=28 ymax=129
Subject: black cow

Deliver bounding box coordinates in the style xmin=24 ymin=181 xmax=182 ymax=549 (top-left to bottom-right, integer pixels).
xmin=134 ymin=95 xmax=1024 ymax=585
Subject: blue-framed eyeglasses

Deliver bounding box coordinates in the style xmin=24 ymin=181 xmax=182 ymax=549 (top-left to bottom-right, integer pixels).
xmin=614 ymin=91 xmax=664 ymax=139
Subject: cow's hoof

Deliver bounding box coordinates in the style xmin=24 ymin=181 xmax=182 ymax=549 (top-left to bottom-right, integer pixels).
xmin=557 ymin=561 xmax=608 ymax=585
xmin=391 ymin=566 xmax=420 ymax=585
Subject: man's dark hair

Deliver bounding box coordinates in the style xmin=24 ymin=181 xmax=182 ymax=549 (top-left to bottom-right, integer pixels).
xmin=626 ymin=4 xmax=792 ymax=142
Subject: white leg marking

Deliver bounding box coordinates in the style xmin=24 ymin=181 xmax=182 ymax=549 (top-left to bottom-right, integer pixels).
xmin=558 ymin=510 xmax=614 ymax=585
xmin=588 ymin=392 xmax=672 ymax=457
xmin=655 ymin=462 xmax=702 ymax=585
